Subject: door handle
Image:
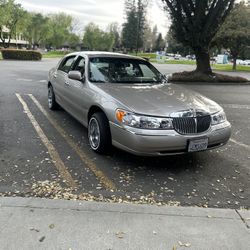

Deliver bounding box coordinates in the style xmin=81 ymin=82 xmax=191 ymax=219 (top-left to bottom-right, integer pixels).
xmin=53 ymin=73 xmax=57 ymax=78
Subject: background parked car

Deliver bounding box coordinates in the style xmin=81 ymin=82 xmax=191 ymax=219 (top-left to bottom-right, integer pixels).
xmin=242 ymin=60 xmax=250 ymax=65
xmin=236 ymin=59 xmax=245 ymax=65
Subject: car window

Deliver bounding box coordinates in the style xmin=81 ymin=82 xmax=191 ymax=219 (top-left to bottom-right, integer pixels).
xmin=72 ymin=56 xmax=85 ymax=75
xmin=139 ymin=64 xmax=156 ymax=78
xmin=58 ymin=56 xmax=76 ymax=73
xmin=89 ymin=57 xmax=163 ymax=84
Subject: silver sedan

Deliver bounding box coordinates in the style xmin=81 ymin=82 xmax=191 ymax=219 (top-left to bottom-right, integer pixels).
xmin=48 ymin=52 xmax=231 ymax=156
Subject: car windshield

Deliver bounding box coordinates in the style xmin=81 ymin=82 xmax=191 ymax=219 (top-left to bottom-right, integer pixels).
xmin=89 ymin=57 xmax=164 ymax=84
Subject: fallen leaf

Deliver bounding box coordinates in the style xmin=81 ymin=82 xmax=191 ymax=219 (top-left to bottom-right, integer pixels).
xmin=116 ymin=231 xmax=125 ymax=239
xmin=178 ymin=241 xmax=191 ymax=247
xmin=39 ymin=236 xmax=45 ymax=242
xmin=30 ymin=227 xmax=40 ymax=232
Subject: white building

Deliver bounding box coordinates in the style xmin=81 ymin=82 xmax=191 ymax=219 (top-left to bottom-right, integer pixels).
xmin=0 ymin=26 xmax=28 ymax=48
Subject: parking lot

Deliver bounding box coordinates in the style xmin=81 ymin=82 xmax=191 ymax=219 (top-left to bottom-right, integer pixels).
xmin=0 ymin=59 xmax=250 ymax=209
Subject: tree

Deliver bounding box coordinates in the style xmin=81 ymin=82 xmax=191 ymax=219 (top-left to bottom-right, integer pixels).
xmin=166 ymin=27 xmax=192 ymax=55
xmin=154 ymin=33 xmax=165 ymax=51
xmin=68 ymin=33 xmax=81 ymax=49
xmin=162 ymin=0 xmax=235 ymax=74
xmin=214 ymin=3 xmax=250 ymax=70
xmin=122 ymin=0 xmax=148 ymax=53
xmin=135 ymin=0 xmax=147 ymax=53
xmin=23 ymin=13 xmax=51 ymax=49
xmin=151 ymin=25 xmax=158 ymax=50
xmin=122 ymin=1 xmax=138 ymax=51
xmin=240 ymin=47 xmax=250 ymax=60
xmin=47 ymin=13 xmax=73 ymax=49
xmin=83 ymin=23 xmax=115 ymax=51
xmin=0 ymin=0 xmax=27 ymax=48
xmin=143 ymin=22 xmax=153 ymax=52
xmin=108 ymin=22 xmax=121 ymax=50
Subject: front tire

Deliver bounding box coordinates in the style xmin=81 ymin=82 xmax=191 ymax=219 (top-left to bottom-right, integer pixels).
xmin=88 ymin=112 xmax=112 ymax=154
xmin=48 ymin=85 xmax=58 ymax=110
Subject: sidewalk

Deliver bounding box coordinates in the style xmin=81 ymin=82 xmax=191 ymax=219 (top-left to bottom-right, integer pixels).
xmin=0 ymin=197 xmax=249 ymax=250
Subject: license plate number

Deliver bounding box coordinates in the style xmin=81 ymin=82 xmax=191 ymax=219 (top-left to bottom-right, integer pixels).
xmin=188 ymin=138 xmax=208 ymax=152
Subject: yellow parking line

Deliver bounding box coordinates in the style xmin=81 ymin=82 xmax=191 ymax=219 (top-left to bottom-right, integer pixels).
xmin=230 ymin=138 xmax=250 ymax=151
xmin=15 ymin=93 xmax=77 ymax=188
xmin=28 ymin=94 xmax=116 ymax=191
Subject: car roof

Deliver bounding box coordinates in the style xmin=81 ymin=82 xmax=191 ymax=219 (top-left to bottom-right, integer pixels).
xmin=66 ymin=51 xmax=146 ymax=60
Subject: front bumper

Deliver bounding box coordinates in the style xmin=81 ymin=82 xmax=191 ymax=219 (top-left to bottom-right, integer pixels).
xmin=110 ymin=121 xmax=231 ymax=156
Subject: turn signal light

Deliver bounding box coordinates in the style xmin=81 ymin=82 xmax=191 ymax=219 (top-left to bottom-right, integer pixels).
xmin=116 ymin=109 xmax=126 ymax=122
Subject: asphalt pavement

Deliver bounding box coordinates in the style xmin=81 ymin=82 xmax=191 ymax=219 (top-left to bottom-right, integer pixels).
xmin=0 ymin=59 xmax=250 ymax=209
xmin=1 ymin=59 xmax=250 ymax=249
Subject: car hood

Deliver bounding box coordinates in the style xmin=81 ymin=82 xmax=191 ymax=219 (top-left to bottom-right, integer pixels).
xmin=97 ymin=83 xmax=222 ymax=117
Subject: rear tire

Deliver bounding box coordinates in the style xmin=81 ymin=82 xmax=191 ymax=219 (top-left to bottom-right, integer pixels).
xmin=48 ymin=85 xmax=59 ymax=110
xmin=88 ymin=112 xmax=112 ymax=154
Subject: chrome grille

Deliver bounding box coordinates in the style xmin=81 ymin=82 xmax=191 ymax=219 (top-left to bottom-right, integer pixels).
xmin=197 ymin=115 xmax=211 ymax=133
xmin=173 ymin=115 xmax=211 ymax=135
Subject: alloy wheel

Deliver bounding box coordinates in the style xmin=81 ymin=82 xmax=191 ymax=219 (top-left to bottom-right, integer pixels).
xmin=88 ymin=117 xmax=101 ymax=150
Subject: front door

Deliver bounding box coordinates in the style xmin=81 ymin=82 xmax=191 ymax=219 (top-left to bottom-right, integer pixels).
xmin=54 ymin=55 xmax=76 ymax=109
xmin=66 ymin=56 xmax=91 ymax=125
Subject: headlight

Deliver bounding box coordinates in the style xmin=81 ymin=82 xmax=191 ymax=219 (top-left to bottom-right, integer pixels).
xmin=116 ymin=109 xmax=173 ymax=129
xmin=211 ymin=110 xmax=227 ymax=125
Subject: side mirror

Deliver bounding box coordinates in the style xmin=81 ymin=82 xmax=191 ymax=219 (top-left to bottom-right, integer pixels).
xmin=68 ymin=71 xmax=83 ymax=81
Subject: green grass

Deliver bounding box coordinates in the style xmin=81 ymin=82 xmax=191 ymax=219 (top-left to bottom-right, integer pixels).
xmin=212 ymin=64 xmax=250 ymax=72
xmin=42 ymin=51 xmax=70 ymax=58
xmin=150 ymin=59 xmax=196 ymax=65
xmin=129 ymin=52 xmax=156 ymax=59
xmin=164 ymin=60 xmax=196 ymax=65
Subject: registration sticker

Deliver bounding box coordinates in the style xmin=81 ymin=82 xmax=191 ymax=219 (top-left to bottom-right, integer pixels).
xmin=188 ymin=138 xmax=208 ymax=152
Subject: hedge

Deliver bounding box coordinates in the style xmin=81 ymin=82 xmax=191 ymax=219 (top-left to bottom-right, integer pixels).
xmin=1 ymin=49 xmax=42 ymax=61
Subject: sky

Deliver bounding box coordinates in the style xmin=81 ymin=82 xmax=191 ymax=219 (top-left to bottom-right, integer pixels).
xmin=16 ymin=0 xmax=170 ymax=36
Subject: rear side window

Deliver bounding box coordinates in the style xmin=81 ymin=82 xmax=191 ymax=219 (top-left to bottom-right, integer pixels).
xmin=58 ymin=56 xmax=76 ymax=73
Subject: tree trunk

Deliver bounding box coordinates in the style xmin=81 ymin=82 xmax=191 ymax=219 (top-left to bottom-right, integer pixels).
xmin=4 ymin=36 xmax=11 ymax=48
xmin=232 ymin=57 xmax=237 ymax=71
xmin=194 ymin=48 xmax=212 ymax=74
xmin=231 ymin=50 xmax=238 ymax=71
xmin=3 ymin=42 xmax=9 ymax=48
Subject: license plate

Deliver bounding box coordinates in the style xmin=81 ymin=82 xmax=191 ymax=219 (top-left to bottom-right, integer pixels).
xmin=188 ymin=138 xmax=208 ymax=152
